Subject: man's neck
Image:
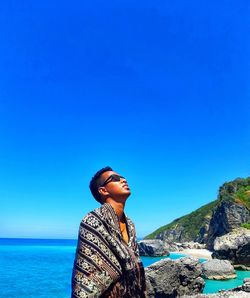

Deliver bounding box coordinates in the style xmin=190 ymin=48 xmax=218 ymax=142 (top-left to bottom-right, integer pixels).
xmin=105 ymin=198 xmax=126 ymax=221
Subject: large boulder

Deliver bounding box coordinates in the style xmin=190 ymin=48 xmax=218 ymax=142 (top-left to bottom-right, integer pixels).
xmin=212 ymin=228 xmax=250 ymax=269
xmin=138 ymin=239 xmax=169 ymax=256
xmin=145 ymin=257 xmax=205 ymax=297
xmin=201 ymin=259 xmax=236 ymax=280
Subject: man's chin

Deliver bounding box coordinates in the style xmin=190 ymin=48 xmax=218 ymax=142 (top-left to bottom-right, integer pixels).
xmin=120 ymin=191 xmax=131 ymax=200
xmin=124 ymin=190 xmax=131 ymax=198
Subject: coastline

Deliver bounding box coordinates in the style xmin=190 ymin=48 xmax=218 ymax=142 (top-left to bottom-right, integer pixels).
xmin=172 ymin=249 xmax=212 ymax=260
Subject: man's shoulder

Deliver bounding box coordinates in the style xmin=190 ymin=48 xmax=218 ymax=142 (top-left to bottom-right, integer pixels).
xmin=81 ymin=205 xmax=106 ymax=227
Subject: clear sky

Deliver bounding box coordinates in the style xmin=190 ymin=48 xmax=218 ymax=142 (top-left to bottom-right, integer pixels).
xmin=0 ymin=0 xmax=249 ymax=239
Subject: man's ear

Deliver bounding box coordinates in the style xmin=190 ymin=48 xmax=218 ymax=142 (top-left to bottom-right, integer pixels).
xmin=98 ymin=187 xmax=109 ymax=197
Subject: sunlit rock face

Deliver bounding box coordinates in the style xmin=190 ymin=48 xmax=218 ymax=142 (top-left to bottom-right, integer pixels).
xmin=212 ymin=228 xmax=250 ymax=269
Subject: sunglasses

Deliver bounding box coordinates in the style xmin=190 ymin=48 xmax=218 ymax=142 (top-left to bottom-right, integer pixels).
xmin=100 ymin=174 xmax=125 ymax=187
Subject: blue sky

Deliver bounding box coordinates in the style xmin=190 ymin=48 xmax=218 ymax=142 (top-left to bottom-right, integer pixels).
xmin=0 ymin=0 xmax=249 ymax=239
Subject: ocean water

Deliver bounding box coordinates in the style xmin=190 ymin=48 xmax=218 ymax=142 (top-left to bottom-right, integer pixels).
xmin=0 ymin=239 xmax=75 ymax=298
xmin=0 ymin=239 xmax=249 ymax=297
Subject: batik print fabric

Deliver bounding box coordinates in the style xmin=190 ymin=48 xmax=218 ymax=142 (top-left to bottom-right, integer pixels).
xmin=71 ymin=203 xmax=146 ymax=298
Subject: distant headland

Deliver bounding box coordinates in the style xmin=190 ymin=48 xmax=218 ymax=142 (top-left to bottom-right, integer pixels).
xmin=145 ymin=176 xmax=250 ymax=251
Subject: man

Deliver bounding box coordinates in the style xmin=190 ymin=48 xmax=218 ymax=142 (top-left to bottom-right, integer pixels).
xmin=71 ymin=166 xmax=147 ymax=298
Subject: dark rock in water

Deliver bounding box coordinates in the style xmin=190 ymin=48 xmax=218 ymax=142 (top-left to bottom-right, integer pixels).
xmin=212 ymin=228 xmax=250 ymax=269
xmin=138 ymin=239 xmax=169 ymax=256
xmin=181 ymin=278 xmax=250 ymax=297
xmin=181 ymin=291 xmax=250 ymax=297
xmin=206 ymin=200 xmax=250 ymax=250
xmin=145 ymin=257 xmax=205 ymax=297
xmin=232 ymin=278 xmax=250 ymax=293
xmin=234 ymin=264 xmax=250 ymax=271
xmin=242 ymin=278 xmax=250 ymax=293
xmin=201 ymin=259 xmax=236 ymax=280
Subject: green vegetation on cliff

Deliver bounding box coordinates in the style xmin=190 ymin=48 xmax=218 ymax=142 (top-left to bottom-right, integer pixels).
xmin=241 ymin=223 xmax=250 ymax=229
xmin=218 ymin=177 xmax=250 ymax=210
xmin=145 ymin=177 xmax=250 ymax=240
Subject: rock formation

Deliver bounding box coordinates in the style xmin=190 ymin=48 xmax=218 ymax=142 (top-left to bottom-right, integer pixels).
xmin=145 ymin=257 xmax=205 ymax=297
xmin=206 ymin=200 xmax=250 ymax=250
xmin=175 ymin=241 xmax=206 ymax=251
xmin=138 ymin=239 xmax=170 ymax=256
xmin=201 ymin=259 xmax=236 ymax=280
xmin=212 ymin=228 xmax=250 ymax=269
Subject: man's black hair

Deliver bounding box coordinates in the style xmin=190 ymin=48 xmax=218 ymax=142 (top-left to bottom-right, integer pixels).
xmin=89 ymin=166 xmax=113 ymax=204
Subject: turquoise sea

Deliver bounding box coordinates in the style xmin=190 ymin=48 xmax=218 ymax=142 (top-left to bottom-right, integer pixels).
xmin=0 ymin=238 xmax=249 ymax=297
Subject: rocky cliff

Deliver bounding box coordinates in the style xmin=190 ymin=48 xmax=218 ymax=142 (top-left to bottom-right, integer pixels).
xmin=145 ymin=177 xmax=250 ymax=249
xmin=206 ymin=199 xmax=250 ymax=249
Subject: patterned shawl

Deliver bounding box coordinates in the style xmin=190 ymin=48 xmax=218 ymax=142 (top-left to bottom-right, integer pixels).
xmin=71 ymin=203 xmax=147 ymax=298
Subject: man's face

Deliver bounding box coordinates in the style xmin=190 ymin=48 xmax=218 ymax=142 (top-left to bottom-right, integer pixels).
xmin=99 ymin=171 xmax=131 ymax=200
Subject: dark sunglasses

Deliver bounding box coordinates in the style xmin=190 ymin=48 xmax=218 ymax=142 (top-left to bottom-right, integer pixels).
xmin=100 ymin=174 xmax=125 ymax=187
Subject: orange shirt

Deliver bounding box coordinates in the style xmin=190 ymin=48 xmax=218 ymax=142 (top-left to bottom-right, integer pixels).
xmin=120 ymin=221 xmax=129 ymax=244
